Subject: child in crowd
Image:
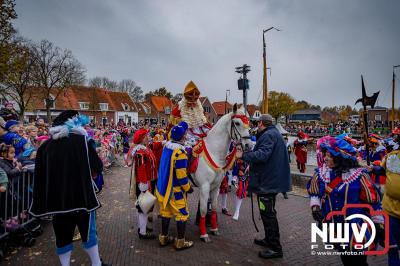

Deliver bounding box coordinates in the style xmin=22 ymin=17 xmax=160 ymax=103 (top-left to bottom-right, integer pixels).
xmin=3 ymin=120 xmax=28 ymax=156
xmin=25 ymin=125 xmax=39 ymax=149
xmin=0 ymin=144 xmax=23 ymax=181
xmin=17 ymin=147 xmax=37 ymax=166
xmin=0 ymin=167 xmax=8 ymax=193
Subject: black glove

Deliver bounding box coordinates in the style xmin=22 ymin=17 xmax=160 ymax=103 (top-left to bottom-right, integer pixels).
xmin=311 ymin=205 xmax=324 ymax=223
xmin=187 ymin=187 xmax=194 ymax=194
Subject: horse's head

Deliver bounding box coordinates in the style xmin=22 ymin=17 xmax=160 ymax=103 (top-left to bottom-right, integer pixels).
xmin=230 ymin=103 xmax=253 ymax=152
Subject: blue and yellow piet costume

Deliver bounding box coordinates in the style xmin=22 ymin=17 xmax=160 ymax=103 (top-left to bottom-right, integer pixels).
xmin=156 ymin=121 xmax=194 ymax=250
xmin=156 ymin=140 xmax=191 ymax=221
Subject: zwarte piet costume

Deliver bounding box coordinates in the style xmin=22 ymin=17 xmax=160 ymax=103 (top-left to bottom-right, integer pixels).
xmin=29 ymin=111 xmax=106 ymax=266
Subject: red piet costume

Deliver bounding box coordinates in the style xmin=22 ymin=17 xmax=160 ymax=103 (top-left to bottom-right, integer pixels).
xmin=233 ymin=159 xmax=249 ymax=199
xmin=294 ymin=132 xmax=308 ymax=173
xmin=128 ymin=129 xmax=158 ymax=239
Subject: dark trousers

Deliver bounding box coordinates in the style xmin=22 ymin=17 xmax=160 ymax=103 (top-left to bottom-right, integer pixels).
xmin=257 ymin=193 xmax=282 ymax=252
xmin=388 ymin=215 xmax=400 ymax=266
xmin=52 ymin=211 xmax=97 ymax=254
xmin=297 ymin=161 xmax=305 ymax=173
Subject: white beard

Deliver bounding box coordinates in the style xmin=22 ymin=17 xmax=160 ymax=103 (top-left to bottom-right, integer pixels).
xmin=178 ymin=98 xmax=207 ymax=129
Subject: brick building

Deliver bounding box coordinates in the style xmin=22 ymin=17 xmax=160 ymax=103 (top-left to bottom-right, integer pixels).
xmin=137 ymin=96 xmax=173 ymax=126
xmin=212 ymin=101 xmax=232 ymax=120
xmin=199 ymin=97 xmax=218 ymax=123
xmin=24 ymin=86 xmax=138 ymax=125
xmin=367 ymin=106 xmax=389 ymax=127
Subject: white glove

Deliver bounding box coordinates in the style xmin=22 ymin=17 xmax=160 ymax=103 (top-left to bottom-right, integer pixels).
xmin=138 ymin=182 xmax=149 ymax=192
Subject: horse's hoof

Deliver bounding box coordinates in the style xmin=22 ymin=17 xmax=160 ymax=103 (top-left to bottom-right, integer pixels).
xmin=200 ymin=235 xmax=212 ymax=243
xmin=210 ymin=230 xmax=220 ymax=236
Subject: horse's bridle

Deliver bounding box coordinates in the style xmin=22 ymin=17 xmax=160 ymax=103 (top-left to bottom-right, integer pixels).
xmin=230 ymin=114 xmax=251 ymax=150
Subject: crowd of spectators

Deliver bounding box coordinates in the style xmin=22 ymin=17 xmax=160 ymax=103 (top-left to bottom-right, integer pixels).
xmin=284 ymin=120 xmax=398 ymax=136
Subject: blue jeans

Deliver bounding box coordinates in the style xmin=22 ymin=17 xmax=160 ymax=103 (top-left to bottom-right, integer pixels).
xmin=389 ymin=215 xmax=400 ymax=266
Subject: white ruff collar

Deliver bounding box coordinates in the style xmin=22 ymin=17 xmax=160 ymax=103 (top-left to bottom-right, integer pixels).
xmin=164 ymin=141 xmax=185 ymax=151
xmin=341 ymin=168 xmax=363 ymax=184
xmin=318 ymin=164 xmax=331 ymax=183
xmin=130 ymin=144 xmax=147 ymax=156
xmin=178 ymin=98 xmax=207 ymax=129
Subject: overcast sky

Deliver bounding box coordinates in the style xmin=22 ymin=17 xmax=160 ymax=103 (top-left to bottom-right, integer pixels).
xmin=14 ymin=0 xmax=400 ymax=108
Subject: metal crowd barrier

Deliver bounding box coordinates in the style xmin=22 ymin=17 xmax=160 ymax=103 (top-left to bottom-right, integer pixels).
xmin=0 ymin=168 xmax=42 ymax=260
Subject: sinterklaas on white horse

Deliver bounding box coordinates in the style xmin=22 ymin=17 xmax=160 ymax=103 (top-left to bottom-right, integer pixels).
xmin=191 ymin=104 xmax=252 ymax=242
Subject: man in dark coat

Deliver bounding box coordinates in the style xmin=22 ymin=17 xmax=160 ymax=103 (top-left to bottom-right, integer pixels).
xmin=29 ymin=110 xmax=110 ymax=266
xmin=236 ymin=114 xmax=291 ymax=259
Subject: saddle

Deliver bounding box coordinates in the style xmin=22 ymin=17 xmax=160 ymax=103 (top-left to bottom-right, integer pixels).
xmin=188 ymin=141 xmax=203 ymax=174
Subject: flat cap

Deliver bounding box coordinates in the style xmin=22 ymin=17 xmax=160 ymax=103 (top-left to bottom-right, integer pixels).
xmin=257 ymin=114 xmax=273 ymax=122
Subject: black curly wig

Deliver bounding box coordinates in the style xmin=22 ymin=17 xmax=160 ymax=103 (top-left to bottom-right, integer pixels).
xmin=331 ymin=154 xmax=360 ymax=175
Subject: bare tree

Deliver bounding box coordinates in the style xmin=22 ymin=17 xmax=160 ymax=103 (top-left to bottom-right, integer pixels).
xmin=118 ymin=79 xmax=144 ymax=102
xmin=0 ymin=0 xmax=17 ymax=82
xmin=31 ymin=40 xmax=86 ymax=122
xmin=89 ymin=76 xmax=118 ymax=90
xmin=172 ymin=93 xmax=183 ymax=104
xmin=0 ymin=39 xmax=35 ymax=119
xmin=145 ymin=87 xmax=173 ymax=101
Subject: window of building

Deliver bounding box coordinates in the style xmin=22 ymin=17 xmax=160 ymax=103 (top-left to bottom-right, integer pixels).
xmin=121 ymin=103 xmax=130 ymax=111
xmin=164 ymin=106 xmax=171 ymax=115
xmin=204 ymin=106 xmax=210 ymax=113
xmin=99 ymin=103 xmax=109 ymax=111
xmin=44 ymin=94 xmax=56 ymax=109
xmin=79 ymin=102 xmax=89 ymax=110
xmin=375 ymin=114 xmax=382 ymax=121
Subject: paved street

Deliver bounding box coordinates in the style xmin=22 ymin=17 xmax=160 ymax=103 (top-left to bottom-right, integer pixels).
xmin=4 ymin=162 xmax=386 ymax=266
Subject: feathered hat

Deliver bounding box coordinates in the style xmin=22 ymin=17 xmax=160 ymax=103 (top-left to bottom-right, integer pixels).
xmin=321 ymin=138 xmax=357 ymax=161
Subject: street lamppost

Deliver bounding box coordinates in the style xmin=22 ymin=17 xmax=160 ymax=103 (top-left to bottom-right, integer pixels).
xmin=262 ymin=27 xmax=280 ymax=114
xmin=236 ymin=64 xmax=251 ymax=113
xmin=392 ymin=65 xmax=400 ymax=129
xmin=224 ymin=89 xmax=230 ymax=114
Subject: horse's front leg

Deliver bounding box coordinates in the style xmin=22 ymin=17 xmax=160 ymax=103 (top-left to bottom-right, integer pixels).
xmin=209 ymin=186 xmax=221 ymax=236
xmin=199 ymin=183 xmax=211 ymax=242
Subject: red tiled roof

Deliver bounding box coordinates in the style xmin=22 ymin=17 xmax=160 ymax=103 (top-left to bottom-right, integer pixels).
xmin=247 ymin=104 xmax=257 ymax=117
xmin=150 ymin=96 xmax=173 ymax=113
xmin=26 ymin=86 xmax=137 ymax=112
xmin=212 ymin=101 xmax=232 ymax=116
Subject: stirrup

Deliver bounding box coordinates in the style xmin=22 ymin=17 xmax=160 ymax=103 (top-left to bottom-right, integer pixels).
xmin=174 ymin=238 xmax=194 ymax=250
xmin=159 ymin=234 xmax=174 ymax=247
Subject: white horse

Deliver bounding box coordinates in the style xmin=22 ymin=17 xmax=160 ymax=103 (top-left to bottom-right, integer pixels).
xmin=192 ymin=104 xmax=253 ymax=242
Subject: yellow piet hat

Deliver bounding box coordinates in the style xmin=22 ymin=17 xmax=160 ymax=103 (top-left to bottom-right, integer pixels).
xmin=184 ymin=81 xmax=200 ymax=103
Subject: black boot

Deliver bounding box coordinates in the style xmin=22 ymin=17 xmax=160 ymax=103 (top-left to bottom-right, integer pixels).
xmin=175 ymin=221 xmax=193 ymax=250
xmin=159 ymin=217 xmax=174 ymax=247
xmin=259 ymin=249 xmax=283 ymax=259
xmin=161 ymin=217 xmax=170 ymax=236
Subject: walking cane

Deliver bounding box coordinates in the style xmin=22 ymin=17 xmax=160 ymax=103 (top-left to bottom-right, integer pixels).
xmin=251 ymin=193 xmax=259 ymax=232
